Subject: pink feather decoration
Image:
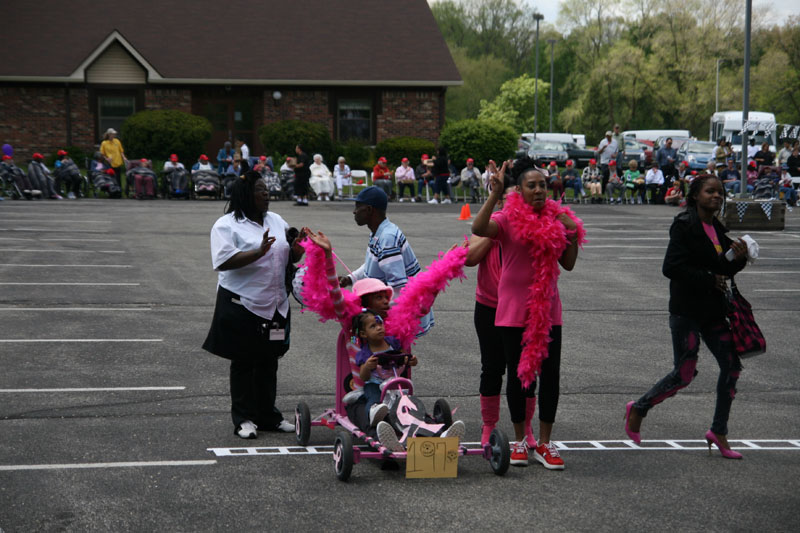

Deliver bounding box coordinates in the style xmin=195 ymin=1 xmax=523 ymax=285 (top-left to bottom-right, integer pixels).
xmin=385 ymin=244 xmax=468 ymax=350
xmin=297 ymin=238 xmax=361 ymax=323
xmin=502 ymin=193 xmax=587 ymax=387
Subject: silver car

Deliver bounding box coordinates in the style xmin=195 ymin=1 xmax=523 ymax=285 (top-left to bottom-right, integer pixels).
xmin=527 ymin=141 xmax=568 ymax=166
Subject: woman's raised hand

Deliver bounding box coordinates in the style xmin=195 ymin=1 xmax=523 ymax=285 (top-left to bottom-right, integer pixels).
xmin=306 ymin=228 xmax=332 ymax=254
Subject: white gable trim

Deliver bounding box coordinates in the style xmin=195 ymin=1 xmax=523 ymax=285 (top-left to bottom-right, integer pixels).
xmin=68 ymin=30 xmax=162 ymax=82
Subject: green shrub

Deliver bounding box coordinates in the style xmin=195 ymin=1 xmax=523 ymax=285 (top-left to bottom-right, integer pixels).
xmin=374 ymin=136 xmax=435 ymax=168
xmin=338 ymin=138 xmax=373 ymax=169
xmin=121 ymin=110 xmax=212 ymax=161
xmin=439 ymin=119 xmax=517 ymax=169
xmin=258 ymin=120 xmax=334 ymax=163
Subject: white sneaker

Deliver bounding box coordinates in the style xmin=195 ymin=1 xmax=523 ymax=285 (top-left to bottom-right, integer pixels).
xmin=369 ymin=403 xmax=389 ymax=427
xmin=442 ymin=198 xmax=452 ymax=204
xmin=67 ymin=192 xmax=76 ymax=199
xmin=398 ymin=198 xmax=404 ymax=202
xmin=428 ymin=199 xmax=438 ymax=204
xmin=377 ymin=421 xmax=404 ymax=452
xmin=410 ymin=198 xmax=416 ymax=203
xmin=274 ymin=419 xmax=295 ymax=433
xmin=440 ymin=420 xmax=465 ymax=442
xmin=237 ymin=420 xmax=257 ymax=439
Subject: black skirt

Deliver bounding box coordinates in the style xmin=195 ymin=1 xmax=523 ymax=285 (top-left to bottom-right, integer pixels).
xmin=202 ymin=286 xmax=290 ymax=361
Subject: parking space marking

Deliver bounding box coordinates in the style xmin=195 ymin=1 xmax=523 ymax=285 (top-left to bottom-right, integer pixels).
xmin=0 ymin=282 xmax=139 ymax=286
xmin=207 ymin=439 xmax=800 ymax=457
xmin=0 ymin=264 xmax=132 ymax=268
xmin=8 ymin=229 xmax=110 ymax=234
xmin=0 ymin=218 xmax=112 ymax=224
xmin=754 ymin=289 xmax=800 ymax=292
xmin=0 ymin=338 xmax=162 ymax=343
xmin=0 ymin=249 xmax=124 ymax=253
xmin=0 ymin=307 xmax=151 ymax=311
xmin=739 ymin=271 xmax=800 ymax=275
xmin=0 ymin=386 xmax=184 ymax=392
xmin=0 ymin=460 xmax=216 ymax=471
xmin=40 ymin=238 xmax=120 ymax=242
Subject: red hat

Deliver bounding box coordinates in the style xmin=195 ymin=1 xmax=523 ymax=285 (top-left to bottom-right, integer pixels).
xmin=57 ymin=149 xmax=67 ymax=156
xmin=466 ymin=158 xmax=474 ymax=163
xmin=566 ymin=159 xmax=574 ymax=166
xmin=691 ymin=170 xmax=698 ymax=175
xmin=549 ymin=161 xmax=557 ymax=167
xmin=609 ymin=160 xmax=616 ymax=166
xmin=105 ymin=168 xmax=115 ymax=175
xmin=378 ymin=156 xmax=387 ymax=163
xmin=286 ymin=156 xmax=292 ymax=161
xmin=259 ymin=155 xmax=266 ymax=161
xmin=169 ymin=154 xmax=178 ymax=162
xmin=32 ymin=152 xmax=44 ymax=160
xmin=199 ymin=154 xmax=209 ymax=161
xmin=422 ymin=154 xmax=429 ymax=160
xmin=140 ymin=158 xmax=148 ymax=163
xmin=589 ymin=158 xmax=597 ymax=165
xmin=2 ymin=154 xmax=12 ymax=161
xmin=748 ymin=161 xmax=756 ymax=168
xmin=401 ymin=157 xmax=409 ymax=163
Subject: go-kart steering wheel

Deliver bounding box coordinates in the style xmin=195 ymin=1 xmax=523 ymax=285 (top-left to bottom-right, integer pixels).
xmin=376 ymin=351 xmax=410 ymax=368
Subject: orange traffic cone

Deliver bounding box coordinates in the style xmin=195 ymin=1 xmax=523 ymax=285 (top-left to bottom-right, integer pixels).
xmin=458 ymin=203 xmax=472 ymax=220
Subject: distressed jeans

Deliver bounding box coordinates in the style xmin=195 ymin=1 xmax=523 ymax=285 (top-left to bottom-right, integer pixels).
xmin=634 ymin=315 xmax=742 ymax=435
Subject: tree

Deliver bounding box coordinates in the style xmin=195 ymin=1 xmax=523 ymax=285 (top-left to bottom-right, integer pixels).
xmin=445 ymin=44 xmax=511 ymax=122
xmin=477 ymin=74 xmax=550 ymax=133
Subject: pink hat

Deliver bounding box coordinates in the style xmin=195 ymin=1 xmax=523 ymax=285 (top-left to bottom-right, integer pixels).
xmin=352 ymin=278 xmax=393 ymax=300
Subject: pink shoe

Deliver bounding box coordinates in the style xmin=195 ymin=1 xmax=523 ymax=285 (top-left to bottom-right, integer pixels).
xmin=625 ymin=401 xmax=641 ymax=444
xmin=705 ymin=430 xmax=742 ymax=459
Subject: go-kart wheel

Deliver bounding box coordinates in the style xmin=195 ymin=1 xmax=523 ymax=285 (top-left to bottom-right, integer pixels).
xmin=433 ymin=398 xmax=453 ymax=429
xmin=488 ymin=428 xmax=510 ymax=476
xmin=295 ymin=402 xmax=311 ymax=446
xmin=333 ymin=431 xmax=354 ymax=482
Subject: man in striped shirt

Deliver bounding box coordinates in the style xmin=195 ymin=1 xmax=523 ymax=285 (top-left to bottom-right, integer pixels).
xmin=341 ymin=186 xmax=434 ymax=336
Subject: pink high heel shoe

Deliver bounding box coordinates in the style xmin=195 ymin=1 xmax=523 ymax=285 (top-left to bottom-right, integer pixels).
xmin=705 ymin=430 xmax=743 ymax=460
xmin=624 ymin=401 xmax=641 ymax=444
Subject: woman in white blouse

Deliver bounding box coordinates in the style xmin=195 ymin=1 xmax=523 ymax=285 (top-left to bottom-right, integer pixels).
xmin=203 ymin=170 xmax=305 ymax=439
xmin=333 ymin=156 xmax=351 ymax=199
xmin=309 ymin=153 xmax=334 ymax=201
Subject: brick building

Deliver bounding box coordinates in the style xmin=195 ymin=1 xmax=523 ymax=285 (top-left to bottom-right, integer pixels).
xmin=0 ymin=0 xmax=460 ymax=162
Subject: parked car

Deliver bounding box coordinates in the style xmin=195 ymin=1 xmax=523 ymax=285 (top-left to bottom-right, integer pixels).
xmin=516 ymin=138 xmax=531 ymax=158
xmin=557 ymin=142 xmax=594 ymax=168
xmin=620 ymin=137 xmax=653 ymax=167
xmin=526 ymin=141 xmax=568 ymax=166
xmin=653 ymin=136 xmax=692 ymax=152
xmin=677 ymin=140 xmax=717 ymax=171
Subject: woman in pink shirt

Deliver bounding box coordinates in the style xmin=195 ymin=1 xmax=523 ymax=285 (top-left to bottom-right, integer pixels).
xmin=472 ymin=157 xmax=584 ymax=470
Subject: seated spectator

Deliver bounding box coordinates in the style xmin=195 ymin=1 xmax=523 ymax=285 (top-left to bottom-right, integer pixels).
xmin=746 ymin=138 xmax=758 ymax=162
xmin=753 ymin=141 xmax=774 ymax=169
xmin=778 ymin=164 xmax=797 ymax=206
xmin=163 ymin=153 xmax=188 ymax=195
xmin=192 ymin=154 xmax=213 ymax=174
xmin=333 ymin=156 xmax=351 ymax=200
xmin=752 ymin=166 xmax=777 ymax=200
xmin=704 ymin=160 xmax=718 ymax=177
xmin=606 ymin=160 xmax=624 ymax=204
xmin=623 ymin=159 xmax=645 ymax=204
xmin=415 ymin=154 xmax=432 ymax=202
xmin=777 ymin=139 xmax=793 ymax=166
xmin=128 ymin=159 xmax=158 ymax=199
xmin=746 ymin=160 xmax=759 ymax=192
xmin=309 ymin=153 xmax=334 ymax=201
xmin=53 ymin=150 xmax=83 ymax=199
xmin=561 ymin=159 xmax=584 ymax=203
xmin=27 ymin=153 xmax=62 ymax=199
xmin=216 ymin=141 xmax=234 ymax=174
xmin=372 ymin=156 xmax=393 ymax=199
xmin=720 ymin=159 xmax=742 ymax=194
xmin=582 ymin=158 xmax=602 ymax=203
xmin=460 ymin=158 xmax=481 ymax=203
xmin=547 ymin=161 xmax=564 ymax=200
xmin=675 ymin=161 xmax=690 ymax=182
xmin=664 ymin=182 xmax=684 ymax=205
xmin=1 ymin=154 xmax=40 ymax=199
xmin=787 ymin=145 xmax=800 ymax=177
xmin=93 ymin=167 xmax=122 ymax=198
xmin=396 ymin=157 xmax=416 ymax=202
xmin=222 ymin=154 xmax=242 ymax=198
xmin=255 ymin=156 xmax=282 ymax=198
xmin=644 ymin=161 xmax=665 ymax=204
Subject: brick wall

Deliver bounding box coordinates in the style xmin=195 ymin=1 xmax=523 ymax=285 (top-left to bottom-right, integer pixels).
xmin=144 ymin=88 xmax=192 ymax=112
xmin=263 ymin=89 xmax=332 ymax=131
xmin=0 ymin=86 xmax=68 ymax=161
xmin=377 ymin=89 xmax=441 ymax=144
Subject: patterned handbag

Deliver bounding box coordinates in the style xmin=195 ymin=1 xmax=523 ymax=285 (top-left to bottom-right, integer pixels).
xmin=726 ymin=277 xmax=766 ymax=358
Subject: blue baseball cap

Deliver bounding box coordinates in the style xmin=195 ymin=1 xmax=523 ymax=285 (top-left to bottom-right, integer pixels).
xmin=353 ymin=186 xmax=388 ymax=211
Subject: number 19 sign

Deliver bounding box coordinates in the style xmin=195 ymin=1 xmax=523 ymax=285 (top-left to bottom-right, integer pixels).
xmin=405 ymin=437 xmax=459 ymax=479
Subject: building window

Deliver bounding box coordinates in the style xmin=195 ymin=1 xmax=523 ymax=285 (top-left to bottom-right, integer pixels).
xmin=98 ymin=95 xmax=136 ymax=135
xmin=338 ymin=99 xmax=372 ymax=142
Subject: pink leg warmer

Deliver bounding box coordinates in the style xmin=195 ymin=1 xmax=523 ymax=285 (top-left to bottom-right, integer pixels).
xmin=524 ymin=397 xmax=537 ymax=447
xmin=480 ymin=395 xmax=501 ymax=447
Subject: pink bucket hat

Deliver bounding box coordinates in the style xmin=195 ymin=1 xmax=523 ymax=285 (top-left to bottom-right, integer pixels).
xmin=352 ymin=278 xmax=393 ymax=299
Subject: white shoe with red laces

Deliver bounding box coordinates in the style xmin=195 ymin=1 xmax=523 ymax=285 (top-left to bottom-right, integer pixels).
xmin=510 ymin=439 xmax=529 ymax=466
xmin=533 ymin=442 xmax=565 ymax=470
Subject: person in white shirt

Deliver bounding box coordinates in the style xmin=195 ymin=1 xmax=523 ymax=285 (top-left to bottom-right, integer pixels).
xmin=645 ymin=161 xmax=665 ymax=204
xmin=202 ymin=170 xmax=305 ymax=439
xmin=395 ymin=157 xmax=416 ymax=202
xmin=238 ymin=139 xmax=250 ymax=172
xmin=309 ymin=153 xmax=334 ymax=201
xmin=746 ymin=138 xmax=758 ymax=162
xmin=596 ymin=130 xmax=618 ymax=193
xmin=333 ymin=156 xmax=351 ymax=199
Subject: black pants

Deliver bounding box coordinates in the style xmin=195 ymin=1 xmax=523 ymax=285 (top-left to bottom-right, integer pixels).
xmin=498 ymin=325 xmax=562 ymax=424
xmin=474 ymin=301 xmax=505 ymax=397
xmin=230 ymin=355 xmax=283 ymax=431
xmin=398 ymin=182 xmax=416 ymax=199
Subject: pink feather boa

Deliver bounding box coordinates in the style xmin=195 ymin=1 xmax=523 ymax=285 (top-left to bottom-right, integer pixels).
xmin=297 ymin=239 xmax=361 ymax=323
xmin=502 ymin=192 xmax=587 ymax=387
xmin=384 ymin=245 xmax=468 ymax=350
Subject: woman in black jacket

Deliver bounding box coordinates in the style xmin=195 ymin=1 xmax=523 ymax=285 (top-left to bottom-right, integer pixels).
xmin=624 ymin=174 xmax=749 ymax=459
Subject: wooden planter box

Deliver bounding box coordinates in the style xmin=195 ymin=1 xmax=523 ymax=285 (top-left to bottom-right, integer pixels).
xmin=722 ymin=199 xmax=785 ymax=231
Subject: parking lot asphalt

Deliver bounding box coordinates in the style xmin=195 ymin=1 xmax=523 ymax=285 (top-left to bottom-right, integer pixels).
xmin=1 ymin=198 xmax=798 ymax=532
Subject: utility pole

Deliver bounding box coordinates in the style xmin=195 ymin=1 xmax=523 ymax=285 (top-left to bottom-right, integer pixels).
xmin=548 ymin=39 xmax=556 ymax=132
xmin=533 ymin=12 xmax=544 ymax=138
xmin=739 ymin=0 xmax=751 ymax=197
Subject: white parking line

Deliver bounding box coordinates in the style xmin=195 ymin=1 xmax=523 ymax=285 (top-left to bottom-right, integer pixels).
xmin=40 ymin=238 xmax=120 ymax=242
xmin=0 ymin=460 xmax=216 ymax=471
xmin=754 ymin=289 xmax=800 ymax=292
xmin=738 ymin=271 xmax=800 ymax=275
xmin=207 ymin=439 xmax=800 ymax=456
xmin=0 ymin=282 xmax=139 ymax=286
xmin=0 ymin=386 xmax=184 ymax=392
xmin=0 ymin=307 xmax=151 ymax=311
xmin=0 ymin=249 xmax=124 ymax=253
xmin=0 ymin=338 xmax=162 ymax=343
xmin=0 ymin=218 xmax=112 ymax=224
xmin=0 ymin=264 xmax=132 ymax=268
xmin=9 ymin=229 xmax=110 ymax=233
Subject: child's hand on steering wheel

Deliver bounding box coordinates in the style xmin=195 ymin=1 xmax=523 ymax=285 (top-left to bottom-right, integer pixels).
xmin=364 ymin=355 xmax=379 ymax=370
xmin=407 ymin=355 xmax=418 ymax=367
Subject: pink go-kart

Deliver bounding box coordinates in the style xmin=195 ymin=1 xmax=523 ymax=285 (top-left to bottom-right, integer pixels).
xmin=294 ymin=351 xmax=510 ymax=481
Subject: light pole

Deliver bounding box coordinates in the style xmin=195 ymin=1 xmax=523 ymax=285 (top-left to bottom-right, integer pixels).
xmin=533 ymin=12 xmax=544 ymax=138
xmin=739 ymin=0 xmax=752 ymax=197
xmin=548 ymin=39 xmax=556 ymax=132
xmin=715 ymin=58 xmax=726 ymax=113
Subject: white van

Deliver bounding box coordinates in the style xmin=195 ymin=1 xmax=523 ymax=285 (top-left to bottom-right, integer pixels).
xmin=521 ymin=132 xmax=576 ymax=145
xmin=709 ymin=110 xmax=777 ymax=154
xmin=621 ymin=129 xmax=692 ymax=143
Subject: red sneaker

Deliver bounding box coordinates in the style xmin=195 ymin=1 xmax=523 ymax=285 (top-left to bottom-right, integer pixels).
xmin=510 ymin=440 xmax=528 ymax=466
xmin=533 ymin=442 xmax=565 ymax=470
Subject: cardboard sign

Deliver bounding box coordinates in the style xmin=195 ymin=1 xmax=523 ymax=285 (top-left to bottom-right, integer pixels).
xmin=405 ymin=437 xmax=459 ymax=479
